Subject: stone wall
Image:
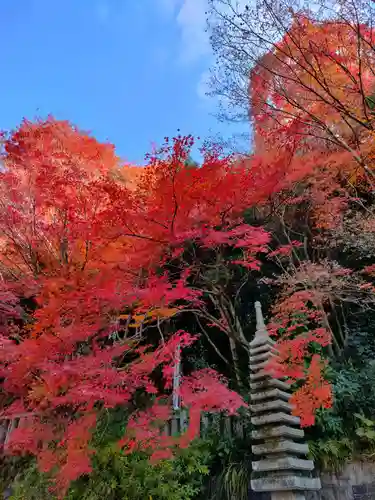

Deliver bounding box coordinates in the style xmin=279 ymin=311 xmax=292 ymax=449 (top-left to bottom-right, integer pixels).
xmin=306 ymin=462 xmax=375 ymax=500
xmin=247 ymin=462 xmax=375 ymax=499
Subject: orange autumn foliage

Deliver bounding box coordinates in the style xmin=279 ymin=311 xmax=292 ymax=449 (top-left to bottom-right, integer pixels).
xmin=251 ymin=14 xmax=375 ymax=230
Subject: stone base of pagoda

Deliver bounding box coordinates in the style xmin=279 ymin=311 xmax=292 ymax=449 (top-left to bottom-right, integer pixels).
xmin=270 ymin=492 xmax=306 ymax=500
xmin=251 ymin=475 xmax=321 ymax=492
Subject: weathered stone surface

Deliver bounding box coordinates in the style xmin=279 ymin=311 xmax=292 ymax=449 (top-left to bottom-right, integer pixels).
xmin=252 ymin=425 xmax=304 ymax=440
xmin=252 ymin=457 xmax=315 ymax=472
xmin=251 ymin=412 xmax=300 ymax=427
xmin=250 ymin=399 xmax=294 ymax=414
xmin=251 ymin=339 xmax=276 ymax=356
xmin=252 ymin=439 xmax=309 ymax=456
xmin=250 ymin=370 xmax=271 ymax=381
xmin=250 ymin=357 xmax=281 ymax=372
xmin=250 ymin=370 xmax=288 ymax=382
xmin=251 ymin=388 xmax=291 ymax=403
xmin=251 ymin=476 xmax=322 ymax=492
xmin=250 ymin=349 xmax=278 ymax=364
xmin=250 ymin=378 xmax=291 ymax=392
xmin=250 ymin=335 xmax=274 ymax=348
xmin=272 ymin=492 xmax=307 ymax=500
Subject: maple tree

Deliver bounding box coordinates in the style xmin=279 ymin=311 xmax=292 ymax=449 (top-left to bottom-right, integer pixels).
xmin=246 ymin=5 xmax=375 ymax=352
xmin=0 ymin=119 xmax=248 ymax=496
xmin=208 ymin=0 xmax=375 ymax=226
xmin=250 ymin=7 xmax=375 ymax=430
xmin=121 ymin=132 xmax=343 ymax=429
xmin=3 ymin=59 xmax=367 ymax=489
xmin=125 ymin=133 xmax=333 ymax=417
xmin=206 ymin=0 xmax=375 ymax=427
xmin=249 ymin=13 xmax=375 ymax=227
xmin=0 ymin=115 xmax=336 ymax=497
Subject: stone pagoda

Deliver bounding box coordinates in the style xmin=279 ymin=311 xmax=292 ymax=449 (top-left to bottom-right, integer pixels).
xmin=250 ymin=301 xmax=321 ymax=500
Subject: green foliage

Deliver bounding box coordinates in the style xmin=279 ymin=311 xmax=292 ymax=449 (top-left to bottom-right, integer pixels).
xmin=308 ymin=437 xmax=352 ymax=471
xmin=8 ymin=462 xmax=50 ymax=500
xmin=10 ymin=408 xmax=211 ymax=500
xmin=354 ymin=413 xmax=375 ymax=458
xmin=308 ymin=411 xmax=375 ymax=470
xmin=0 ymin=456 xmax=32 ymax=497
xmin=198 ymin=412 xmax=253 ymax=500
xmin=344 ymin=311 xmax=375 ymax=363
xmin=69 ymin=442 xmax=210 ymax=500
xmin=205 ymin=461 xmax=251 ymax=500
xmin=365 ymin=92 xmax=375 ymax=111
xmin=11 ymin=441 xmax=210 ymax=500
xmin=306 ymin=359 xmax=375 ymax=470
xmin=333 ymin=361 xmax=375 ymax=423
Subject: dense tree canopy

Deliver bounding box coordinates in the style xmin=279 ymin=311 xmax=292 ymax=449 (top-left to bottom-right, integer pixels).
xmin=3 ymin=2 xmax=375 ymax=496
xmin=0 ymin=114 xmax=335 ymax=496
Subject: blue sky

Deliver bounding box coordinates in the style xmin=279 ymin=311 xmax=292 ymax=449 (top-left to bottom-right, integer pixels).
xmin=0 ymin=0 xmax=248 ymax=164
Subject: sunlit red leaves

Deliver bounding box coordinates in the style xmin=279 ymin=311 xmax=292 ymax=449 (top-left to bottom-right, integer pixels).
xmin=4 ymin=117 xmax=118 ymax=177
xmin=264 ymin=334 xmax=333 ymax=427
xmin=132 ymin=139 xmax=284 ymax=245
xmin=116 ymin=164 xmax=143 ymax=191
xmin=119 ymin=402 xmax=174 ymax=461
xmin=253 ymin=15 xmax=375 ymax=133
xmin=0 ymin=119 xmax=124 ymax=279
xmin=180 ymin=368 xmax=245 ymax=416
xmin=290 ymin=355 xmax=333 ymax=427
xmin=5 ymin=417 xmax=54 ymax=457
xmin=135 ymin=272 xmax=203 ymax=311
xmin=265 ymin=285 xmax=334 ymax=425
xmin=172 ymin=223 xmax=271 ymax=272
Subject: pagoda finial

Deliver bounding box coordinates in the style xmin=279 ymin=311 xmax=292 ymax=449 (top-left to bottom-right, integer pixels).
xmin=254 ymin=301 xmax=268 ymax=337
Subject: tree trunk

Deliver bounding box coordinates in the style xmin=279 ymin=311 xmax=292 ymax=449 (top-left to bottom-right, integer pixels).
xmin=229 ymin=337 xmax=244 ymax=392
